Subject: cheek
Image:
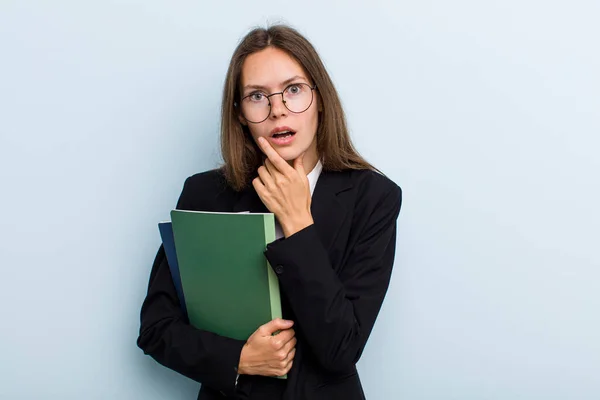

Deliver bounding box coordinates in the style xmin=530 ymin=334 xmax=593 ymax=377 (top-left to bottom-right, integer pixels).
xmin=305 ymin=108 xmax=319 ymax=134
xmin=247 ymin=126 xmax=264 ymax=141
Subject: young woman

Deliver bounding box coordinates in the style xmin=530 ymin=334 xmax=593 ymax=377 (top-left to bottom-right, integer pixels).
xmin=137 ymin=24 xmax=402 ymax=400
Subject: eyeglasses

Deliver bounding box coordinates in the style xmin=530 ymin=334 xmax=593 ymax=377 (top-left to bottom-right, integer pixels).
xmin=237 ymin=83 xmax=317 ymax=124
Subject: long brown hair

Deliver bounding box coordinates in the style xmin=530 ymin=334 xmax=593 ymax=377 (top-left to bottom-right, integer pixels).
xmin=220 ymin=24 xmax=376 ymax=191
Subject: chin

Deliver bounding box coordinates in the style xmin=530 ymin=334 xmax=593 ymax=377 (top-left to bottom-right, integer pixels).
xmin=278 ymin=149 xmax=304 ymax=162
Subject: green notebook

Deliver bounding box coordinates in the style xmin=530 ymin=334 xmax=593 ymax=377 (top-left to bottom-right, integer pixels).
xmin=170 ymin=210 xmax=282 ymax=342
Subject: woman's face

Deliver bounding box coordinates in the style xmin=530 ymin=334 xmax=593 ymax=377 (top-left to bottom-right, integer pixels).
xmin=239 ymin=47 xmax=319 ymax=169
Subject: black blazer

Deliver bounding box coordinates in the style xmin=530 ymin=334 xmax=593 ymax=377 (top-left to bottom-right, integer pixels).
xmin=137 ymin=167 xmax=402 ymax=400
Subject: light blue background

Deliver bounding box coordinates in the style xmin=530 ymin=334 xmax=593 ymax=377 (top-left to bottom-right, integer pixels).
xmin=1 ymin=1 xmax=598 ymax=399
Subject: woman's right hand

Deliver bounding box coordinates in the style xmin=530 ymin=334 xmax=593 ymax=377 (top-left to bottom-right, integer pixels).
xmin=237 ymin=318 xmax=297 ymax=377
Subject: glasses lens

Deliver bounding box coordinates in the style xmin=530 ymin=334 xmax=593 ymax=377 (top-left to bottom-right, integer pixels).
xmin=241 ymin=93 xmax=270 ymax=123
xmin=283 ymin=83 xmax=313 ymax=113
xmin=240 ymin=83 xmax=314 ymax=123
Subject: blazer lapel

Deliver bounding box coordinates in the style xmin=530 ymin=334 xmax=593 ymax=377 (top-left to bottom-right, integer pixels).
xmin=310 ymin=170 xmax=353 ymax=252
xmin=232 ymin=170 xmax=353 ymax=252
xmin=232 ymin=186 xmax=269 ymax=213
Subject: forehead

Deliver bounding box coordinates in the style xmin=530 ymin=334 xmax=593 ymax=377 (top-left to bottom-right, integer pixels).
xmin=241 ymin=47 xmax=307 ymax=89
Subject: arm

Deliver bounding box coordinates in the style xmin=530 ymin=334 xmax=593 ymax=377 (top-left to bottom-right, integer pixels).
xmin=264 ymin=184 xmax=402 ymax=373
xmin=136 ymin=178 xmax=245 ymax=397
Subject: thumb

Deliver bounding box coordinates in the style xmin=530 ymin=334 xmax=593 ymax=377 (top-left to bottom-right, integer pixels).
xmin=261 ymin=318 xmax=294 ymax=335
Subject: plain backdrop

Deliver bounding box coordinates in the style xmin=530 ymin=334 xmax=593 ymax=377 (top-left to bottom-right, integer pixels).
xmin=1 ymin=1 xmax=598 ymax=399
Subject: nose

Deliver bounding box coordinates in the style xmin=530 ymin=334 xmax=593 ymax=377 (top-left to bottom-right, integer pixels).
xmin=268 ymin=93 xmax=287 ymax=119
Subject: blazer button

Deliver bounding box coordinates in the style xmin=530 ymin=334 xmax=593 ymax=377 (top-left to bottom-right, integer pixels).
xmin=274 ymin=265 xmax=284 ymax=274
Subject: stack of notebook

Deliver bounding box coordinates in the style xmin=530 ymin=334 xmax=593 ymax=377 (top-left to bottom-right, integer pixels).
xmin=158 ymin=210 xmax=283 ymax=342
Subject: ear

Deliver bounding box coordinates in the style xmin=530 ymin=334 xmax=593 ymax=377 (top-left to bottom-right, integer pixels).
xmin=233 ymin=101 xmax=247 ymax=126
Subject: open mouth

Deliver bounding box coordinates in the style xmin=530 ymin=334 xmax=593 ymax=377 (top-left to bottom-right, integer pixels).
xmin=271 ymin=130 xmax=296 ymax=139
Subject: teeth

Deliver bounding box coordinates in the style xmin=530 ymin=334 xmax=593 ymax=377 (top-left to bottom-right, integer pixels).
xmin=273 ymin=130 xmax=294 ymax=138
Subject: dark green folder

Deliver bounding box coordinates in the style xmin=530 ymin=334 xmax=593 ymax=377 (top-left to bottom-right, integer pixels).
xmin=170 ymin=210 xmax=282 ymax=342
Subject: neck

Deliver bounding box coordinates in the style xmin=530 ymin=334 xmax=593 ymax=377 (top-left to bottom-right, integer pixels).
xmin=288 ymin=153 xmax=318 ymax=175
xmin=290 ymin=138 xmax=319 ymax=175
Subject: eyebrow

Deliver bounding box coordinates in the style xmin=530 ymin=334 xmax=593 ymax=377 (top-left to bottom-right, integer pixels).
xmin=243 ymin=75 xmax=309 ymax=92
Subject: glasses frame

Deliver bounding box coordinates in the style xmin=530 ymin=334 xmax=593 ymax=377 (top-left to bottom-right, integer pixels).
xmin=237 ymin=83 xmax=318 ymax=124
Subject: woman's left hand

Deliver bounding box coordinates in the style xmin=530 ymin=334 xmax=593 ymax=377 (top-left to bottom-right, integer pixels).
xmin=252 ymin=137 xmax=314 ymax=238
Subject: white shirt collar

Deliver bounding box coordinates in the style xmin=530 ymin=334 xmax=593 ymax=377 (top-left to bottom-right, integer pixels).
xmin=307 ymin=159 xmax=323 ymax=197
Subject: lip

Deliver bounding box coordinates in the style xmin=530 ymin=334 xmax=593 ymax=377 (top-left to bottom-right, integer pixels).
xmin=268 ymin=126 xmax=297 ymax=146
xmin=270 ymin=126 xmax=295 ymax=136
xmin=269 ymin=133 xmax=296 ymax=146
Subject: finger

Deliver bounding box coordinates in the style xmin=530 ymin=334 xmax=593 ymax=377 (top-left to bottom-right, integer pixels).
xmin=272 ymin=329 xmax=295 ymax=348
xmin=258 ymin=137 xmax=293 ymax=174
xmin=283 ymin=359 xmax=294 ymax=375
xmin=285 ymin=347 xmax=297 ymax=364
xmin=282 ymin=336 xmax=297 ymax=354
xmin=252 ymin=177 xmax=267 ymax=200
xmin=265 ymin=159 xmax=287 ymax=187
xmin=264 ymin=159 xmax=282 ymax=179
xmin=252 ymin=176 xmax=264 ymax=191
xmin=283 ymin=327 xmax=296 ymax=341
xmin=275 ymin=330 xmax=296 ymax=349
xmin=257 ymin=165 xmax=275 ymax=189
xmin=283 ymin=329 xmax=296 ymax=343
xmin=273 ymin=359 xmax=294 ymax=377
xmin=276 ymin=346 xmax=296 ymax=367
xmin=260 ymin=318 xmax=293 ymax=335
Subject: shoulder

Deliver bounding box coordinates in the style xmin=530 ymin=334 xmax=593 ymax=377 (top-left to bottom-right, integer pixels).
xmin=183 ymin=168 xmax=229 ymax=190
xmin=319 ymin=167 xmax=402 ymax=226
xmin=176 ymin=168 xmax=237 ymax=210
xmin=349 ymin=169 xmax=401 ymax=197
xmin=347 ymin=169 xmax=402 ymax=213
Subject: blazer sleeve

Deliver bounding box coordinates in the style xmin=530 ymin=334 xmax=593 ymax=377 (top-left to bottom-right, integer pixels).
xmin=264 ymin=182 xmax=402 ymax=373
xmin=136 ymin=177 xmax=246 ymax=397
